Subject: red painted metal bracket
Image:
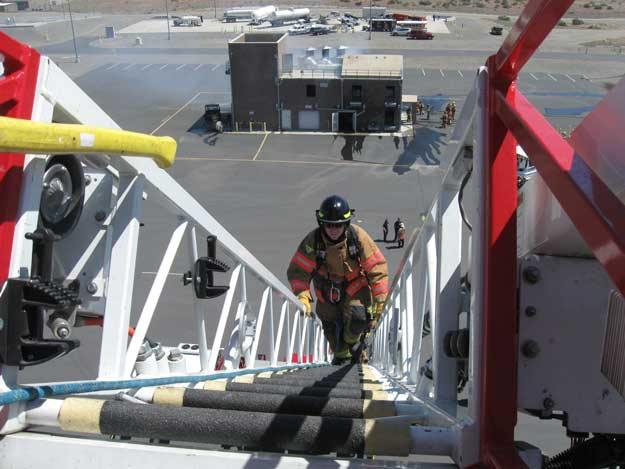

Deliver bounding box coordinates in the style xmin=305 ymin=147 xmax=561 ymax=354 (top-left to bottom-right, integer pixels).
xmin=0 ymin=32 xmax=41 ymax=287
xmin=495 ymin=0 xmax=575 ymax=83
xmin=496 ymin=89 xmax=625 ymax=295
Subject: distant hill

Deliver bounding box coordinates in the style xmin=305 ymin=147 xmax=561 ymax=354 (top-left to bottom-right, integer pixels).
xmin=29 ymin=0 xmax=625 ymax=17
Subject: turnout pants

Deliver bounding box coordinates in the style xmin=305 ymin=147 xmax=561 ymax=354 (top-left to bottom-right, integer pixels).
xmin=315 ymin=291 xmax=370 ymax=360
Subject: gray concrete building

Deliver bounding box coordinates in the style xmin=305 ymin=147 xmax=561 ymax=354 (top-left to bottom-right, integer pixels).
xmin=228 ymin=33 xmax=403 ymax=132
xmin=228 ymin=32 xmax=286 ymax=132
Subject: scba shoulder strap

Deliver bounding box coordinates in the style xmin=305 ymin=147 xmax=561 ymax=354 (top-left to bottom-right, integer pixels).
xmin=313 ymin=226 xmax=362 ymax=269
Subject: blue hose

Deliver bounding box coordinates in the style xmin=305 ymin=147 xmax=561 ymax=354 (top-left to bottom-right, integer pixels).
xmin=0 ymin=363 xmax=327 ymax=406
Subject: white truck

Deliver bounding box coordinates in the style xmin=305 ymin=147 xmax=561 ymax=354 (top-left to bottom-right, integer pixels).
xmin=173 ymin=15 xmax=202 ymax=27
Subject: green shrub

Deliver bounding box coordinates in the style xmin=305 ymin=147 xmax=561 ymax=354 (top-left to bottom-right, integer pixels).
xmin=594 ymin=4 xmax=603 ymax=8
xmin=498 ymin=15 xmax=510 ymax=20
xmin=502 ymin=0 xmax=510 ymax=7
xmin=558 ymin=20 xmax=567 ymax=26
xmin=419 ymin=0 xmax=432 ymax=4
xmin=475 ymin=2 xmax=485 ymax=7
xmin=583 ymin=2 xmax=592 ymax=7
xmin=572 ymin=18 xmax=584 ymax=25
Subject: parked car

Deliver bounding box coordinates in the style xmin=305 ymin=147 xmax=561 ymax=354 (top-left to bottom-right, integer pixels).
xmin=310 ymin=24 xmax=331 ymax=35
xmin=407 ymin=29 xmax=434 ymax=40
xmin=391 ymin=27 xmax=411 ymax=36
xmin=490 ymin=26 xmax=503 ymax=35
xmin=288 ymin=24 xmax=310 ymax=35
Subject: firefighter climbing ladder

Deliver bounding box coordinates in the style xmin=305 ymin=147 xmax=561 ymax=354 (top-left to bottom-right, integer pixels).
xmin=1 ymin=0 xmax=625 ymax=467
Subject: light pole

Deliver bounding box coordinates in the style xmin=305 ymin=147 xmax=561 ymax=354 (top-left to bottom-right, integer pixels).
xmin=368 ymin=0 xmax=372 ymax=41
xmin=165 ymin=0 xmax=171 ymax=40
xmin=214 ymin=0 xmax=217 ymax=18
xmin=67 ymin=0 xmax=79 ymax=63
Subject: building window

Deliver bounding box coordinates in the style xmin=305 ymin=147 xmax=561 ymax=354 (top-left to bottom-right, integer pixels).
xmin=352 ymin=85 xmax=362 ymax=100
xmin=306 ymin=84 xmax=316 ymax=98
xmin=385 ymin=86 xmax=395 ymax=99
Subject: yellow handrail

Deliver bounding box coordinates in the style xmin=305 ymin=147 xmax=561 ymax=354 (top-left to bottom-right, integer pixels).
xmin=0 ymin=116 xmax=177 ymax=168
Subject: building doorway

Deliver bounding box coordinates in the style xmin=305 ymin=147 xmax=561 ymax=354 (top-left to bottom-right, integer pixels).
xmin=338 ymin=111 xmax=355 ymax=132
xmin=384 ymin=108 xmax=396 ymax=128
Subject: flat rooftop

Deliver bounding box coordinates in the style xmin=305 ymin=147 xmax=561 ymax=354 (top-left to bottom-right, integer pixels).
xmin=341 ymin=54 xmax=403 ymax=79
xmin=230 ymin=32 xmax=287 ymax=44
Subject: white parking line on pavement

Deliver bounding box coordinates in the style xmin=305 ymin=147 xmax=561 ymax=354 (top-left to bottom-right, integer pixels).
xmin=565 ymin=74 xmax=575 ymax=82
xmin=211 ymin=64 xmax=222 ymax=71
xmin=421 ymin=68 xmax=426 ymax=76
xmin=529 ymin=72 xmax=538 ymax=80
xmin=457 ymin=70 xmax=464 ymax=78
xmin=547 ymin=73 xmax=557 ymax=81
xmin=159 ymin=64 xmax=169 ymax=70
xmin=194 ymin=64 xmax=205 ymax=71
xmin=122 ymin=64 xmax=136 ymax=71
xmin=176 ymin=64 xmax=187 ymax=71
xmin=581 ymin=74 xmax=589 ymax=80
xmin=150 ymin=91 xmax=224 ymax=135
xmin=440 ymin=69 xmax=445 ymax=78
xmin=105 ymin=63 xmax=120 ymax=71
xmin=141 ymin=64 xmax=154 ymax=71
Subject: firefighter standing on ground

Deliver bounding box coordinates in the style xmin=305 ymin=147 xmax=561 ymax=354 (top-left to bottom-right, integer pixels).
xmin=287 ymin=196 xmax=389 ymax=365
xmin=397 ymin=221 xmax=406 ymax=248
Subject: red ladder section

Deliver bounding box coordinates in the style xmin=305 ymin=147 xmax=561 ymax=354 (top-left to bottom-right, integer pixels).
xmin=0 ymin=33 xmax=41 ymax=287
xmin=478 ymin=0 xmax=625 ymax=467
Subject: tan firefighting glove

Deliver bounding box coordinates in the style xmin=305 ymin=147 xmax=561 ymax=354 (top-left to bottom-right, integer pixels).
xmin=298 ymin=293 xmax=313 ymax=317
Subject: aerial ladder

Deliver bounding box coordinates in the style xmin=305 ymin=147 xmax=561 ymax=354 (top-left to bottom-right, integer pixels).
xmin=0 ymin=0 xmax=624 ymax=467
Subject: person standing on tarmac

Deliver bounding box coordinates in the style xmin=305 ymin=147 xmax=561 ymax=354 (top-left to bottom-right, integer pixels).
xmin=287 ymin=195 xmax=389 ymax=365
xmin=397 ymin=221 xmax=406 ymax=248
xmin=393 ymin=217 xmax=402 ymax=242
xmin=382 ymin=218 xmax=389 ymax=242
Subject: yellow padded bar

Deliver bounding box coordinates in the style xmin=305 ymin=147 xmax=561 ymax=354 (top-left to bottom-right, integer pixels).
xmin=0 ymin=116 xmax=177 ymax=168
